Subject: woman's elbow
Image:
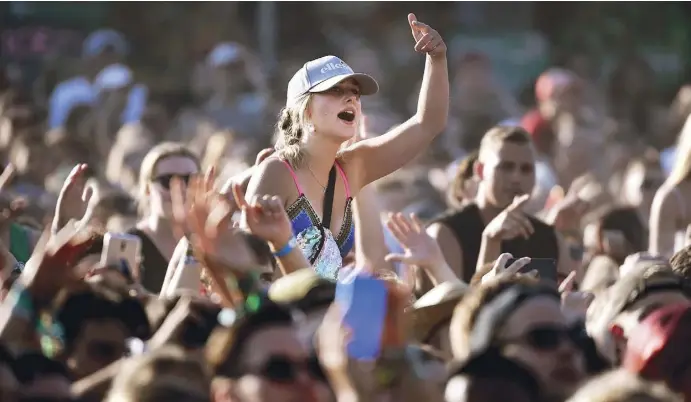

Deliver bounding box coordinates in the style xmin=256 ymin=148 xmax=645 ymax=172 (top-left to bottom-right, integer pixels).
xmin=419 ymin=111 xmax=448 ymax=137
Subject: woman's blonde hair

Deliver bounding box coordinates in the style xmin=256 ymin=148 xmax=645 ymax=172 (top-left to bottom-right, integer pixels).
xmin=137 ymin=142 xmax=200 ymax=214
xmin=449 ymin=275 xmax=540 ymax=360
xmin=273 ymin=93 xmax=312 ymax=168
xmin=668 ymin=114 xmax=691 ymax=185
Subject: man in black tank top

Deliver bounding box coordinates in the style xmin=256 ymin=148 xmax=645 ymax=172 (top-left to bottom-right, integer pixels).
xmin=428 ymin=126 xmax=570 ymax=283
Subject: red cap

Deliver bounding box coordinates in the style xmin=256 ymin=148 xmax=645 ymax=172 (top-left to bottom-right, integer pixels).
xmin=624 ymin=302 xmax=691 ymax=391
xmin=535 ymin=68 xmax=578 ymax=103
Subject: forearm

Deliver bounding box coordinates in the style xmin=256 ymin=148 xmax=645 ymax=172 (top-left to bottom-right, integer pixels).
xmin=0 ymin=281 xmax=39 ymax=353
xmin=423 ymin=261 xmax=461 ymax=286
xmin=476 ymin=236 xmax=501 ymax=273
xmin=353 ymin=186 xmax=393 ymax=272
xmin=415 ymin=54 xmax=449 ymax=134
xmin=269 ymin=238 xmax=309 ymax=276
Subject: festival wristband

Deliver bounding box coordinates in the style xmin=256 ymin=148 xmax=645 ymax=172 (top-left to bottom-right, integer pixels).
xmin=272 ymin=237 xmax=297 ymax=258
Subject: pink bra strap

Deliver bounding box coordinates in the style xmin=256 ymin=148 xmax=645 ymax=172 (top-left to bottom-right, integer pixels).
xmin=281 ymin=160 xmax=304 ymax=195
xmin=334 ymin=162 xmax=351 ymax=198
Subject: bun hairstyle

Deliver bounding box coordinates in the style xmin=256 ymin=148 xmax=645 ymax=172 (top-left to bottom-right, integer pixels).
xmin=274 ymin=93 xmax=311 ymax=168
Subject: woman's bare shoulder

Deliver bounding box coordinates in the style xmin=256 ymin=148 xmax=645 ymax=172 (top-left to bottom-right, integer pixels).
xmin=247 ymin=157 xmax=298 ymax=201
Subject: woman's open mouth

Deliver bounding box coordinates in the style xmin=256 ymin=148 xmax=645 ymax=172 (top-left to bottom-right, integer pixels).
xmin=337 ymin=110 xmax=356 ymax=124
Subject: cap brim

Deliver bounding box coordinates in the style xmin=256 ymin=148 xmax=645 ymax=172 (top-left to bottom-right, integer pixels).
xmin=309 ymin=73 xmax=379 ymax=96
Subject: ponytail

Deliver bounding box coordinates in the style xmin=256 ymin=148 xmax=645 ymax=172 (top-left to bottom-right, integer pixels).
xmin=274 ymin=93 xmax=311 ymax=168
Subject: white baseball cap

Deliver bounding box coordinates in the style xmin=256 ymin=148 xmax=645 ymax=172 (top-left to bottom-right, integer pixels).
xmin=82 ymin=29 xmax=128 ymax=58
xmin=286 ymin=55 xmax=378 ymax=106
xmin=207 ymin=42 xmax=243 ymax=68
xmin=94 ymin=63 xmax=133 ymax=93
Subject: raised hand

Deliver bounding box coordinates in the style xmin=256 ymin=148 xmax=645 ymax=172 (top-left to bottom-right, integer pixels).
xmin=231 ymin=183 xmax=293 ymax=250
xmin=558 ymin=271 xmax=594 ymax=321
xmin=483 ymin=194 xmax=534 ymax=241
xmin=20 ymin=222 xmax=99 ymax=303
xmin=384 ymin=213 xmax=446 ymax=271
xmin=481 ymin=253 xmax=532 ymax=284
xmin=0 ymin=164 xmax=27 ymax=230
xmin=52 ymin=164 xmax=98 ymax=234
xmin=408 ymin=13 xmax=447 ymax=57
xmin=170 ymin=169 xmax=258 ymax=308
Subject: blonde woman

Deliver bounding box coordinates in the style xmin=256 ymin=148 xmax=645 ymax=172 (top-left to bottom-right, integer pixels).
xmin=244 ymin=14 xmax=449 ymax=280
xmin=650 ymin=114 xmax=691 ymax=257
xmin=128 ymin=142 xmax=201 ymax=292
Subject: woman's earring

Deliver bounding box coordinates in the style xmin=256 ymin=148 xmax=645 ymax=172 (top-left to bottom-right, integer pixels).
xmin=306 ymin=122 xmax=315 ymax=134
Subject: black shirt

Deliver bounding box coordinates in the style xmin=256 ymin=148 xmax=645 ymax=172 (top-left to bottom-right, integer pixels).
xmin=127 ymin=228 xmax=169 ymax=293
xmin=431 ymin=203 xmax=559 ymax=283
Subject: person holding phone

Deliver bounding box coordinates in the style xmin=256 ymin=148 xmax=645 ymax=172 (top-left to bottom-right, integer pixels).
xmin=428 ymin=125 xmax=571 ymax=284
xmin=244 ymin=13 xmax=449 ymax=280
xmin=127 ymin=142 xmax=201 ymax=293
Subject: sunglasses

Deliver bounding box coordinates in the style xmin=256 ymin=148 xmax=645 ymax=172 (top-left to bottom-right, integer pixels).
xmin=152 ymin=174 xmax=193 ymax=190
xmin=247 ymin=355 xmax=327 ymax=383
xmin=504 ymin=324 xmax=582 ymax=351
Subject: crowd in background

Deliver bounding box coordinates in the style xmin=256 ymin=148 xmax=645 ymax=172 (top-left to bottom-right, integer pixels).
xmin=1 ymin=4 xmax=691 ymax=402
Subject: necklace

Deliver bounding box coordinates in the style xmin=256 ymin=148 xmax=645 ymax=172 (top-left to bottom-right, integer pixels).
xmin=307 ymin=165 xmax=327 ymax=193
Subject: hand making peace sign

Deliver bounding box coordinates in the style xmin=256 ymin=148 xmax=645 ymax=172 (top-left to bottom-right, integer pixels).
xmin=408 ymin=13 xmax=447 ymax=57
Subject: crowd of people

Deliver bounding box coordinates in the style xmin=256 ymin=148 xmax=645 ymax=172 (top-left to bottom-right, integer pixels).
xmin=1 ymin=9 xmax=691 ymax=402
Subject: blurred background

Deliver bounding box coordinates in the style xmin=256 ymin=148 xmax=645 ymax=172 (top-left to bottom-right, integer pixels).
xmin=1 ymin=1 xmax=691 ymax=222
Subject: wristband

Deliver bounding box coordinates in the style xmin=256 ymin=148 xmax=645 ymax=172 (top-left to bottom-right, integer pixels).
xmin=273 ymin=237 xmax=297 ymax=258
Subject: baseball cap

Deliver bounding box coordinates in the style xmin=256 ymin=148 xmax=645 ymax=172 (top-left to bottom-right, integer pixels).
xmin=535 ymin=68 xmax=577 ymax=103
xmin=410 ymin=281 xmax=468 ymax=342
xmin=624 ymin=303 xmax=691 ymax=381
xmin=286 ymin=55 xmax=378 ymax=106
xmin=207 ymin=42 xmax=243 ymax=68
xmin=82 ymin=29 xmax=129 ymax=58
xmin=94 ymin=63 xmax=133 ymax=93
xmin=268 ymin=268 xmax=335 ymax=312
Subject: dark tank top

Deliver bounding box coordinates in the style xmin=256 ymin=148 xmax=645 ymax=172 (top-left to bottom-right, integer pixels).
xmin=127 ymin=228 xmax=169 ymax=293
xmin=430 ymin=203 xmax=559 ymax=283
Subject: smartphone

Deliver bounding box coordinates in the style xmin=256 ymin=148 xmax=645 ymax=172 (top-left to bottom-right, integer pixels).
xmin=335 ymin=274 xmax=388 ymax=360
xmin=508 ymin=258 xmax=557 ymax=283
xmin=101 ymin=233 xmax=141 ymax=282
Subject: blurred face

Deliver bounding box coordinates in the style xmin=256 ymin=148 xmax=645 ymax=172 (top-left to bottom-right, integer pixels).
xmin=308 ymin=79 xmax=361 ymax=144
xmin=233 ymin=325 xmax=330 ymax=402
xmin=456 ymin=60 xmax=492 ymax=91
xmin=498 ymin=296 xmax=586 ymax=399
xmin=67 ymin=319 xmax=129 ymax=380
xmin=147 ymin=155 xmax=199 ymax=217
xmin=479 ymin=142 xmax=536 ymax=209
xmin=213 ymin=62 xmax=247 ymax=95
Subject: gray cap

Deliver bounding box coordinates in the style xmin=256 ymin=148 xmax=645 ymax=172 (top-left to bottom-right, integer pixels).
xmin=286 ymin=55 xmax=379 ymax=106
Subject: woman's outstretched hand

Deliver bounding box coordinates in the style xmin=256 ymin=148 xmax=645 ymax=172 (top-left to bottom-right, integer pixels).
xmin=408 ymin=13 xmax=446 ymax=57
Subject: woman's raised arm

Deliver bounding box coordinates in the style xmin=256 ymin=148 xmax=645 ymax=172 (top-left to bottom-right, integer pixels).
xmin=348 ymin=13 xmax=449 ymax=188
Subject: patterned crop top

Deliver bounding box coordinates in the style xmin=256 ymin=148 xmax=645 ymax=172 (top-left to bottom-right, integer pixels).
xmin=281 ymin=160 xmax=355 ymax=280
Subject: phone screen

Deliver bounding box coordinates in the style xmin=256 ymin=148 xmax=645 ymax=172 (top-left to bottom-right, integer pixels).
xmin=508 ymin=258 xmax=557 ymax=283
xmin=335 ymin=275 xmax=388 ymax=360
